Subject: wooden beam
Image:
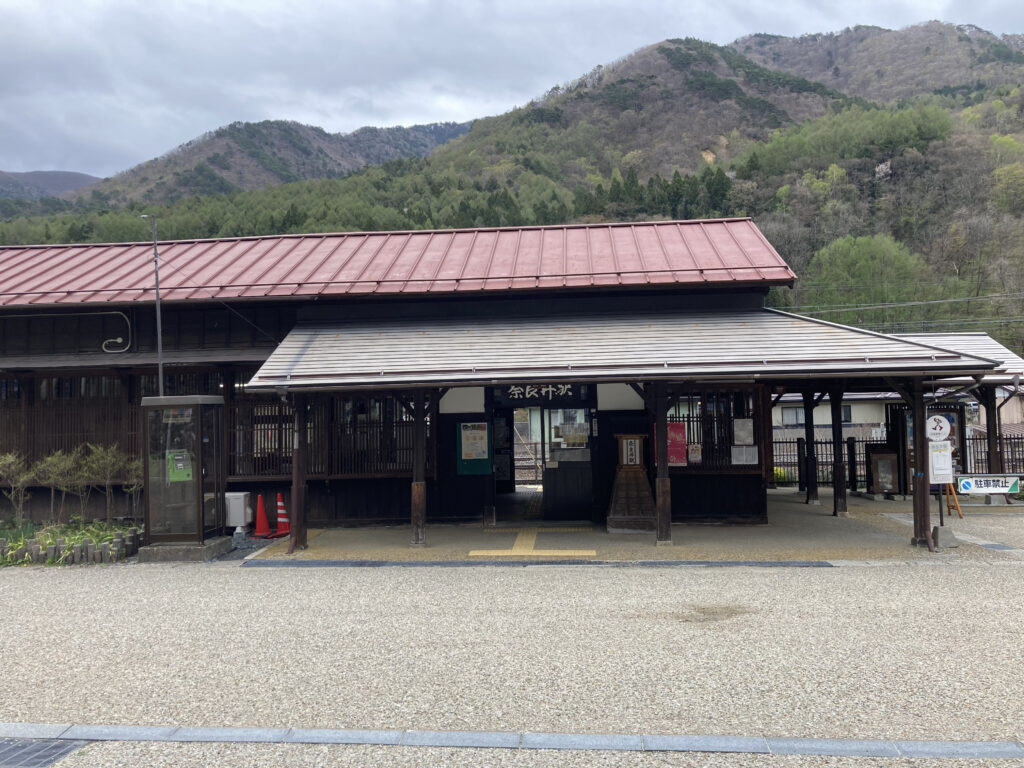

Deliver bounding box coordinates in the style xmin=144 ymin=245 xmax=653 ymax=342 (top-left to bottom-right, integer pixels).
xmin=828 ymin=386 xmax=847 ymax=517
xmin=654 ymin=383 xmax=672 ymax=545
xmin=980 ymin=386 xmax=1004 ymax=474
xmin=909 ymin=379 xmax=935 ymax=551
xmin=410 ymin=389 xmax=427 ymax=547
xmin=287 ymin=393 xmax=308 ymax=554
xmin=801 ymin=390 xmax=819 ymax=505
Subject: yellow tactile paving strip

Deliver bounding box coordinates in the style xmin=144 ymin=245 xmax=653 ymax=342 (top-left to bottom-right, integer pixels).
xmin=468 ymin=527 xmax=596 ymax=557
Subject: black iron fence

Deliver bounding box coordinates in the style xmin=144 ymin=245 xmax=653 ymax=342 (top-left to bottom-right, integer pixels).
xmin=774 ymin=438 xmax=870 ymax=488
xmin=775 ymin=435 xmax=1024 ymax=488
xmin=963 ymin=435 xmax=1024 ymax=474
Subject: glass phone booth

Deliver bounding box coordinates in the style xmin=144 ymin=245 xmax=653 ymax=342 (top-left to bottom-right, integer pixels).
xmin=142 ymin=395 xmax=225 ymax=544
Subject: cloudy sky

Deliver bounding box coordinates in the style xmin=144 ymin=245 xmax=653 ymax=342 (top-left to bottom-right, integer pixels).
xmin=2 ymin=0 xmax=1024 ymax=178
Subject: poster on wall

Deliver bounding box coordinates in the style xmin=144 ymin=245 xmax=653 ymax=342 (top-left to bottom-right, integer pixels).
xmin=457 ymin=422 xmax=491 ymax=475
xmin=667 ymin=423 xmax=687 ymax=466
xmin=461 ymin=422 xmax=488 ymax=460
xmin=652 ymin=424 xmax=688 ymax=466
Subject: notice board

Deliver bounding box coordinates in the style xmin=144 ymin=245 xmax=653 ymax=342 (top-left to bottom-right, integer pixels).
xmin=457 ymin=422 xmax=491 ymax=475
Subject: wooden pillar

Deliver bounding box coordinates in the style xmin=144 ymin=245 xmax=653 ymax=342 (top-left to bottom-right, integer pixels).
xmin=761 ymin=385 xmax=776 ymax=489
xmin=829 ymin=386 xmax=847 ymax=517
xmin=287 ymin=393 xmax=308 ymax=554
xmin=801 ymin=390 xmax=819 ymax=505
xmin=410 ymin=389 xmax=427 ymax=547
xmin=909 ymin=380 xmax=934 ymax=550
xmin=980 ymin=386 xmax=1003 ymax=474
xmin=655 ymin=384 xmax=672 ymax=545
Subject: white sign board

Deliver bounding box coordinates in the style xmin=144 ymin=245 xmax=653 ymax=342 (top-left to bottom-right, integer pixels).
xmin=928 ymin=440 xmax=954 ymax=484
xmin=926 ymin=415 xmax=951 ymax=441
xmin=957 ymin=476 xmax=1021 ymax=495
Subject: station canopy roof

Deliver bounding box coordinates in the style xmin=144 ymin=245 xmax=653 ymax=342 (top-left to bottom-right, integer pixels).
xmin=896 ymin=332 xmax=1024 ymax=386
xmin=247 ymin=308 xmax=998 ymax=392
xmin=0 ymin=219 xmax=795 ymax=308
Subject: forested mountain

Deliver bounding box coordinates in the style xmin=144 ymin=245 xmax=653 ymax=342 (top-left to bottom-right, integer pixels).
xmin=0 ymin=170 xmax=98 ymax=200
xmin=732 ymin=21 xmax=1024 ymax=103
xmin=2 ymin=23 xmax=1024 ymax=350
xmin=67 ymin=120 xmax=471 ymax=206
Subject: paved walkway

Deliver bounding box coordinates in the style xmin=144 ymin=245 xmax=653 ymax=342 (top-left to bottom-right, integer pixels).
xmin=3 ymin=722 xmax=1024 ymax=761
xmin=245 ymin=488 xmax=1022 ymax=565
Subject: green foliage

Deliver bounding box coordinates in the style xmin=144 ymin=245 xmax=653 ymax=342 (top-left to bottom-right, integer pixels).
xmin=0 ymin=519 xmax=137 ymax=566
xmin=797 ymin=235 xmax=945 ymax=329
xmin=992 ymin=162 xmax=1024 ymax=216
xmin=734 ymin=104 xmax=954 ymax=177
xmin=0 ymin=452 xmax=33 ymax=527
xmin=32 ymin=450 xmax=78 ymax=523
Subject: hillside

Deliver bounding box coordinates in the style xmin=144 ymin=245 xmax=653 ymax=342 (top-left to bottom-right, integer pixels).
xmin=3 ymin=27 xmax=1024 ymax=351
xmin=0 ymin=170 xmax=98 ymax=200
xmin=731 ymin=21 xmax=1024 ymax=103
xmin=77 ymin=119 xmax=471 ymax=205
xmin=427 ymin=37 xmax=860 ymax=189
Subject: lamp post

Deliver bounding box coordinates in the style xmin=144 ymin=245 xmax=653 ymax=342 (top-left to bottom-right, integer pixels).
xmin=141 ymin=215 xmax=164 ymax=397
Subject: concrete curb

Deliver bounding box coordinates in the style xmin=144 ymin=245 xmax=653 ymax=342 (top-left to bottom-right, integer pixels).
xmin=2 ymin=722 xmax=1023 ymax=758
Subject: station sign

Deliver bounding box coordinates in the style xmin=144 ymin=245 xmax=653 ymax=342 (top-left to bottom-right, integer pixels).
xmin=492 ymin=383 xmax=595 ymax=408
xmin=957 ymin=476 xmax=1020 ymax=495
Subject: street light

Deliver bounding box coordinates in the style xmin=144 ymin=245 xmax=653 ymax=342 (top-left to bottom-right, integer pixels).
xmin=140 ymin=215 xmax=164 ymax=397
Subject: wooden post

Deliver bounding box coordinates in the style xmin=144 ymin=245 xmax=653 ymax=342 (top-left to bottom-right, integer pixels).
xmin=910 ymin=380 xmax=934 ymax=550
xmin=761 ymin=385 xmax=776 ymax=489
xmin=287 ymin=393 xmax=308 ymax=554
xmin=411 ymin=389 xmax=427 ymax=547
xmin=802 ymin=390 xmax=819 ymax=505
xmin=829 ymin=386 xmax=847 ymax=517
xmin=980 ymin=386 xmax=1003 ymax=474
xmin=655 ymin=384 xmax=672 ymax=545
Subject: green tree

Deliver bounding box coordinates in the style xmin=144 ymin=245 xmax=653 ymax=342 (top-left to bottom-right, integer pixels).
xmin=798 ymin=234 xmax=938 ymax=329
xmin=992 ymin=162 xmax=1024 ymax=216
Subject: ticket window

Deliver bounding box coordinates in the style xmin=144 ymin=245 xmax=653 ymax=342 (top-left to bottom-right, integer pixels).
xmin=142 ymin=395 xmax=225 ymax=544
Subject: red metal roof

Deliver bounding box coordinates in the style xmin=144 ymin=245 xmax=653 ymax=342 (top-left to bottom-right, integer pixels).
xmin=0 ymin=219 xmax=795 ymax=307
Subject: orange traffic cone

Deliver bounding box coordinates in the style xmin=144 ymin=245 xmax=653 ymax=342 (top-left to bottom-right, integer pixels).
xmin=252 ymin=494 xmax=271 ymax=538
xmin=272 ymin=492 xmax=291 ymax=538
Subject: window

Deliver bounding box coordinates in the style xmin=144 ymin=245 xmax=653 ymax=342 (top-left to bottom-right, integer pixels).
xmin=781 ymin=406 xmax=804 ymax=426
xmin=842 ymin=404 xmax=852 ymax=424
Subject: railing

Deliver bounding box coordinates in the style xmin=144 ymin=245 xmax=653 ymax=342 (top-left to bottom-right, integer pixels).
xmin=773 ymin=437 xmax=871 ymax=488
xmin=964 ymin=435 xmax=1024 ymax=474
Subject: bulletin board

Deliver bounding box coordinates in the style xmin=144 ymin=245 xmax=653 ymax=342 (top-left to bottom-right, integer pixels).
xmin=457 ymin=422 xmax=492 ymax=475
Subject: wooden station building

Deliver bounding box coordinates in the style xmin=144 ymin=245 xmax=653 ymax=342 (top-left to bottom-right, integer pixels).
xmin=0 ymin=218 xmax=1009 ymax=550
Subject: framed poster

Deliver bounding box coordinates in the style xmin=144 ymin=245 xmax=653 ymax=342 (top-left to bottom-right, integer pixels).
xmin=457 ymin=422 xmax=491 ymax=475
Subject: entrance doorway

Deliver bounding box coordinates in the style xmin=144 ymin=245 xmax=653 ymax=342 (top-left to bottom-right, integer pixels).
xmin=497 ymin=406 xmax=594 ymax=521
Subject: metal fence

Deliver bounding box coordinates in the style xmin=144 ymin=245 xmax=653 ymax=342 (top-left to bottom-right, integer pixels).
xmin=963 ymin=435 xmax=1024 ymax=474
xmin=776 ymin=435 xmax=1024 ymax=488
xmin=773 ymin=438 xmax=870 ymax=487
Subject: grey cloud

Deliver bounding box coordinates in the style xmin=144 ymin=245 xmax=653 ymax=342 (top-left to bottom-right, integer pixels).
xmin=2 ymin=0 xmax=1023 ymax=177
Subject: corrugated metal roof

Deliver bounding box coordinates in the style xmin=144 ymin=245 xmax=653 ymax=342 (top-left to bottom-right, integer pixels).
xmin=0 ymin=219 xmax=795 ymax=308
xmin=896 ymin=332 xmax=1024 ymax=382
xmin=248 ymin=308 xmax=997 ymax=391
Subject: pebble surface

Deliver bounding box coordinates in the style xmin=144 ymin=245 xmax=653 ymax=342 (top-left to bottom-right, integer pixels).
xmin=1 ymin=507 xmax=1023 ymax=767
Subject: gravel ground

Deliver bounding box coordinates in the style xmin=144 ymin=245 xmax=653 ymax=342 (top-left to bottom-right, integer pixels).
xmin=2 ymin=558 xmax=1024 ymax=761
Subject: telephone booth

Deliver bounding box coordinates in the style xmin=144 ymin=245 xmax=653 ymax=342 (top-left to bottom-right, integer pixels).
xmin=142 ymin=395 xmax=225 ymax=544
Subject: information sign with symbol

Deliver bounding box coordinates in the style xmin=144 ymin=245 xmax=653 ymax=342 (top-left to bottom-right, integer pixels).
xmin=926 ymin=414 xmax=951 ymax=441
